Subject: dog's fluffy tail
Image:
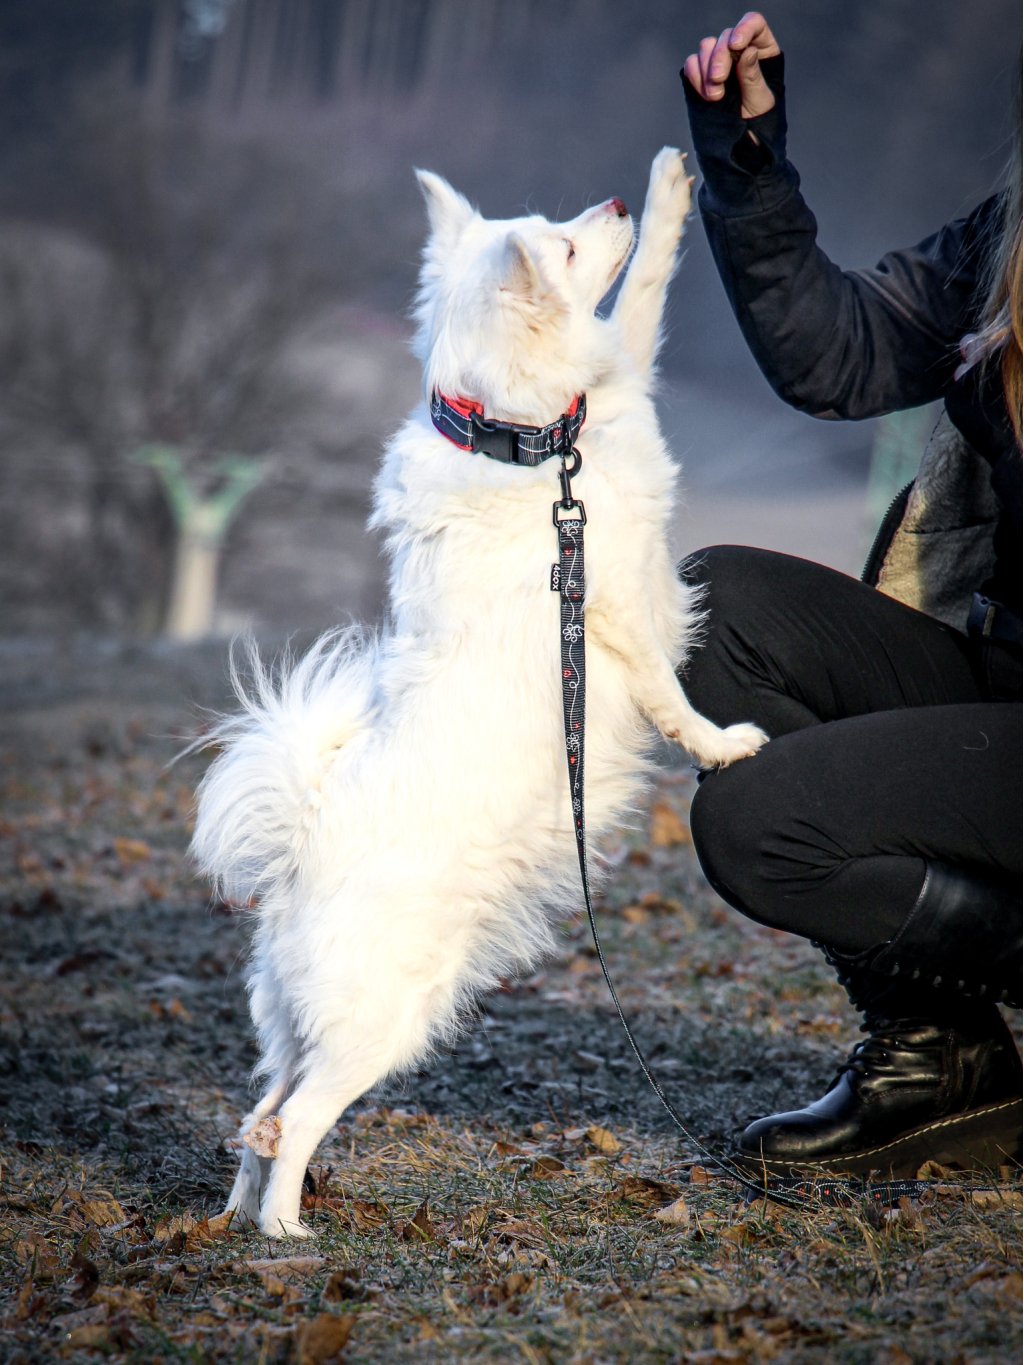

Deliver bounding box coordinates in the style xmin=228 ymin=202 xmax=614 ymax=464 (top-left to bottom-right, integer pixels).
xmin=190 ymin=628 xmax=377 ymax=904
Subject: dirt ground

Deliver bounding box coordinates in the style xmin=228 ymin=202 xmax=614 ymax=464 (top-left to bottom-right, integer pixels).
xmin=1 ymin=639 xmax=1021 ymax=1363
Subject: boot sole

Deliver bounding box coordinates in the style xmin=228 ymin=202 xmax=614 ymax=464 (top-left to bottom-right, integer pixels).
xmin=732 ymin=1097 xmax=1023 ymax=1182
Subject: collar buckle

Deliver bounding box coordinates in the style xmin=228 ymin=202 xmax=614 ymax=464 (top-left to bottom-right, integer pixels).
xmin=469 ymin=410 xmax=520 ymax=464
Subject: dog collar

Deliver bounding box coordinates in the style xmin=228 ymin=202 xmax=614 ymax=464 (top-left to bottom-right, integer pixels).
xmin=430 ymin=390 xmax=586 ymax=466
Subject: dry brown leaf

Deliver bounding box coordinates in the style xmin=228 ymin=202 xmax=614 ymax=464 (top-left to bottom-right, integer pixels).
xmin=527 ymin=1155 xmax=569 ymax=1179
xmin=415 ymin=1316 xmax=443 ymax=1342
xmin=203 ymin=1209 xmax=239 ymax=1240
xmin=491 ymin=1140 xmax=523 ymax=1158
xmin=68 ymin=1244 xmax=100 ymax=1298
xmin=642 ymin=892 xmax=685 ymax=913
xmin=322 ymin=1270 xmax=367 ymax=1304
xmin=915 ymin=1159 xmax=957 ymax=1181
xmin=12 ymin=1277 xmax=47 ymax=1322
xmin=489 ymin=1218 xmax=549 ymax=1249
xmin=653 ymin=1195 xmax=691 ymax=1228
xmin=241 ymin=1255 xmax=325 ymax=1304
xmin=293 ymin=1311 xmax=356 ymax=1363
xmin=347 ymin=1198 xmax=391 ymax=1232
xmin=181 ymin=1210 xmax=239 ymax=1249
xmin=244 ymin=1116 xmax=283 ymax=1158
xmin=399 ymin=1201 xmax=436 ymax=1242
xmin=243 ymin=1256 xmax=325 ymax=1286
xmin=469 ymin=1272 xmax=533 ymax=1305
xmin=153 ymin=1214 xmax=197 ymax=1244
xmin=65 ymin=1190 xmax=128 ymax=1229
xmin=585 ymin=1126 xmax=621 ymax=1154
xmin=887 ymin=1196 xmax=924 ymax=1232
xmin=458 ymin=1205 xmax=491 ymax=1237
xmin=63 ymin=1323 xmax=114 ymax=1351
xmin=615 ymin=1175 xmax=679 ymax=1206
xmin=649 ymin=799 xmax=691 ymax=847
xmin=968 ymin=1189 xmax=1023 ymax=1210
xmin=718 ymin=1220 xmax=753 ymax=1246
xmin=14 ymin=1232 xmax=61 ymax=1280
xmin=113 ymin=837 xmax=152 ymax=865
xmin=91 ymin=1285 xmax=156 ymax=1320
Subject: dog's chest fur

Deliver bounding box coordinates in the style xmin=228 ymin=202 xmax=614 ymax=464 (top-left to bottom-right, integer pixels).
xmin=366 ymin=379 xmax=682 ymax=821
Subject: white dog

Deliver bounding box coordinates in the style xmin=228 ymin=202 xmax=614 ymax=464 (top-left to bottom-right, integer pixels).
xmin=191 ymin=148 xmax=766 ymax=1237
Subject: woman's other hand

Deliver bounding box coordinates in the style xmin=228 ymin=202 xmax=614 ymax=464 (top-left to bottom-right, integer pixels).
xmin=682 ymin=11 xmax=780 ymax=117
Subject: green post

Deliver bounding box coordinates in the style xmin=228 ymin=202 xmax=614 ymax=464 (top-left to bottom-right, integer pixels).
xmin=134 ymin=445 xmax=266 ymax=640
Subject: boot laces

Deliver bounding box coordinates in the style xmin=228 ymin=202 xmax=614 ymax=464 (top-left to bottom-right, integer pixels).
xmin=833 ymin=1017 xmax=920 ymax=1082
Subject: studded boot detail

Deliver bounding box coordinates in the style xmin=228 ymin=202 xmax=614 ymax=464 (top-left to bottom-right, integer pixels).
xmin=858 ymin=861 xmax=1022 ymax=1008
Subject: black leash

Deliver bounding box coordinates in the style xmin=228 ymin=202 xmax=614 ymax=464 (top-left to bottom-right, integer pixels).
xmin=548 ymin=446 xmax=992 ymax=1214
xmin=549 ymin=446 xmax=812 ymax=1208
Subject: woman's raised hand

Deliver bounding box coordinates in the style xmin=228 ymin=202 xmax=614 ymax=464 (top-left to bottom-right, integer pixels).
xmin=682 ymin=11 xmax=781 ymax=118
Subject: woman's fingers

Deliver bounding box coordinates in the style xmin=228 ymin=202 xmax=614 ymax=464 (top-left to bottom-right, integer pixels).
xmin=709 ymin=28 xmax=738 ymax=89
xmin=697 ymin=36 xmax=720 ymax=98
xmin=728 ymin=12 xmax=781 ymax=58
xmin=683 ymin=12 xmax=780 ymax=115
xmin=682 ymin=52 xmax=703 ymax=94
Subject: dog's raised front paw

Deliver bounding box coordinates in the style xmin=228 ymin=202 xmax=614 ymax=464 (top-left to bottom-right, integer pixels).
xmin=645 ymin=147 xmax=691 ymax=225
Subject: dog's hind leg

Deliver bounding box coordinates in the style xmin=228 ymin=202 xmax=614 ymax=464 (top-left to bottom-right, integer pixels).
xmin=225 ymin=1063 xmax=297 ymax=1226
xmin=256 ymin=1045 xmax=389 ymax=1239
xmin=257 ymin=967 xmax=466 ymax=1238
xmin=612 ymin=147 xmax=691 ymax=376
xmin=224 ymin=978 xmax=301 ymax=1226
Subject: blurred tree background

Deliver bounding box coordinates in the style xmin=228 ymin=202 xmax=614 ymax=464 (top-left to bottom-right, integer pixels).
xmin=0 ymin=0 xmax=1018 ymax=639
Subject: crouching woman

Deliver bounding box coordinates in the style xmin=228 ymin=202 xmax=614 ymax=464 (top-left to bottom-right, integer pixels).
xmin=679 ymin=12 xmax=1022 ymax=1178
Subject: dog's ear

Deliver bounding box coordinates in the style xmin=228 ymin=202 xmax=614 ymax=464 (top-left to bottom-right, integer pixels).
xmin=500 ymin=233 xmax=543 ymax=300
xmin=416 ymin=170 xmax=474 ymax=250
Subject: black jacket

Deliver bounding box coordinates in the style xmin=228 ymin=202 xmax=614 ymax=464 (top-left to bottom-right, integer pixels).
xmin=682 ymin=55 xmax=1020 ymax=615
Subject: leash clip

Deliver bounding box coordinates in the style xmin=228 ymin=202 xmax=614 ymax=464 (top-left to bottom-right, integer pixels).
xmin=553 ymin=446 xmax=586 ymax=524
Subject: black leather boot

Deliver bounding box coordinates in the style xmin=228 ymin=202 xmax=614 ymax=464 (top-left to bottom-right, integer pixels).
xmin=735 ymin=1004 xmax=1022 ymax=1179
xmin=734 ymin=861 xmax=1023 ymax=1179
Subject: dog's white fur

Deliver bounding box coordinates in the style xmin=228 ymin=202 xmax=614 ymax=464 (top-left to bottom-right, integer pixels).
xmin=191 ymin=149 xmax=766 ymax=1238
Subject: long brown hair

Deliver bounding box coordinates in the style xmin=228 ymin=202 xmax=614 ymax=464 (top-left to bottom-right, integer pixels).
xmin=973 ymin=130 xmax=1023 ymax=445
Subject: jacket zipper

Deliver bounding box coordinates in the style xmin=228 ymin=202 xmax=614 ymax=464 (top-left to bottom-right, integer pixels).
xmin=861 ymin=481 xmax=915 ymax=586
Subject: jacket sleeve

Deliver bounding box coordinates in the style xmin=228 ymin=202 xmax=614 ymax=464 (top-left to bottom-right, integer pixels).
xmin=682 ymin=56 xmax=996 ymax=420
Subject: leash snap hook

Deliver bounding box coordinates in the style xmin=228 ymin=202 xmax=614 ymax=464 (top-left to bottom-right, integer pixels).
xmin=558 ymin=445 xmax=583 ymax=508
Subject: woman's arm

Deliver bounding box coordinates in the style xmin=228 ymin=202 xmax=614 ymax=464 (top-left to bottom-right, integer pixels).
xmin=682 ymin=14 xmax=994 ymax=419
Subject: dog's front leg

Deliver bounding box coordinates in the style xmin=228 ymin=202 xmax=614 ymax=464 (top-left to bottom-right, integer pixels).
xmin=612 ymin=147 xmax=692 ymax=377
xmin=586 ymin=601 xmax=767 ymax=770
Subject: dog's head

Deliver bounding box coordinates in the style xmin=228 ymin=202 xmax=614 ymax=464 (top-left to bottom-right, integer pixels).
xmin=412 ymin=171 xmax=633 ymax=423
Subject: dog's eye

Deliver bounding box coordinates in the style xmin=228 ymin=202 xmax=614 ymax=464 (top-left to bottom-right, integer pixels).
xmin=564 ymin=239 xmax=576 ymax=262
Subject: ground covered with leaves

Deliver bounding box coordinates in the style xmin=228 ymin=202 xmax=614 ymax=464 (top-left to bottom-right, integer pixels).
xmin=1 ymin=642 xmax=1021 ymax=1362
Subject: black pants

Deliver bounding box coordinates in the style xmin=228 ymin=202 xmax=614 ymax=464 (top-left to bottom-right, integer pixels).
xmin=681 ymin=547 xmax=1022 ymax=957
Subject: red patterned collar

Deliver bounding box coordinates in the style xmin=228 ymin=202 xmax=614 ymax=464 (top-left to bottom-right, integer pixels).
xmin=430 ymin=391 xmax=585 ymax=466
